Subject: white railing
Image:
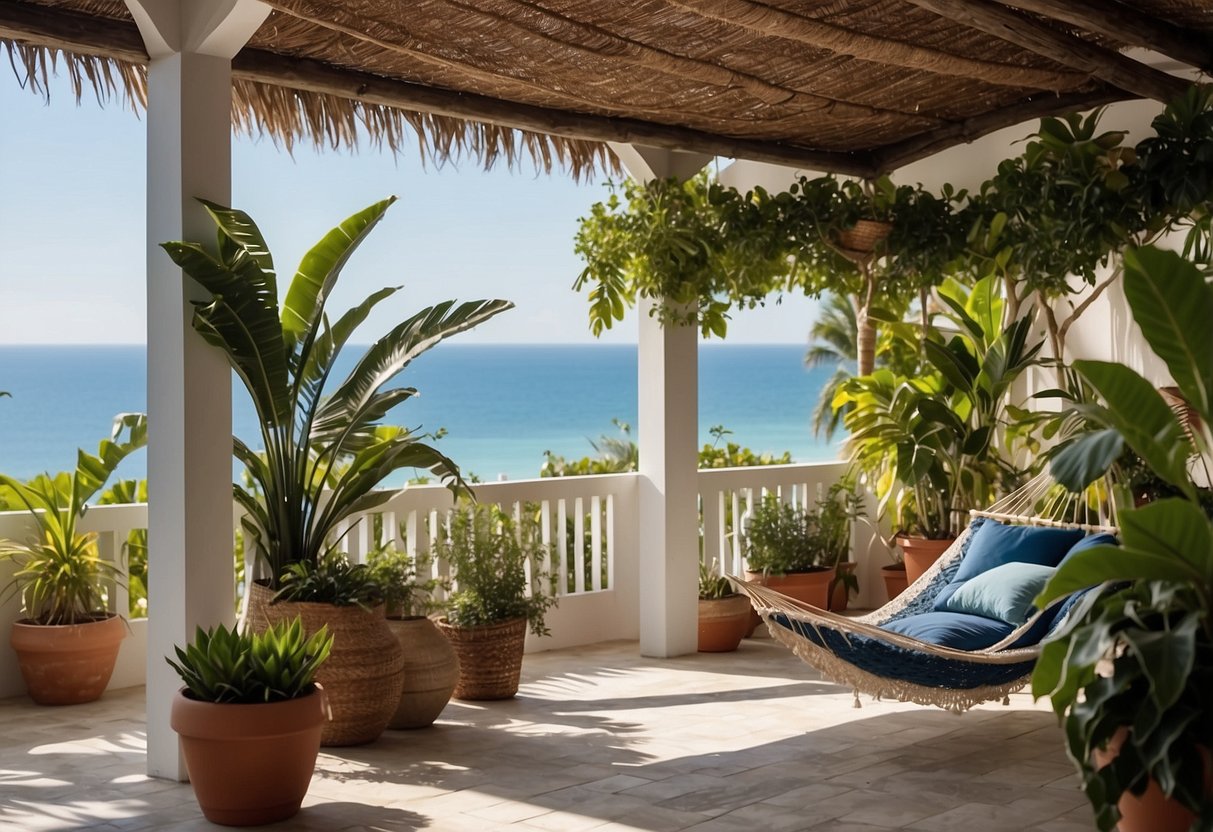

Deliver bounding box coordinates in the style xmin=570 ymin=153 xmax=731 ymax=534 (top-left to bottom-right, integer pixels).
xmin=0 ymin=461 xmax=877 ymax=699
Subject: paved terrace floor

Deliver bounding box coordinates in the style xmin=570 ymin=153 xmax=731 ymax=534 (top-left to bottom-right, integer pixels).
xmin=0 ymin=639 xmax=1097 ymax=832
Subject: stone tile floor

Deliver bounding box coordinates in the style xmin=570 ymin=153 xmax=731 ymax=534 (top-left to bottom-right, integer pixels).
xmin=0 ymin=639 xmax=1096 ymax=832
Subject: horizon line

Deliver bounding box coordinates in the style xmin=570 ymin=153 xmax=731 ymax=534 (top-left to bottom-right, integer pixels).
xmin=0 ymin=340 xmax=811 ymax=348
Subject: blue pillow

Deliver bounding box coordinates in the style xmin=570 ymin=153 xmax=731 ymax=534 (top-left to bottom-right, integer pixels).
xmin=1057 ymin=532 xmax=1120 ymax=570
xmin=882 ymin=611 xmax=1013 ymax=651
xmin=943 ymin=562 xmax=1056 ymax=625
xmin=934 ymin=520 xmax=1082 ymax=612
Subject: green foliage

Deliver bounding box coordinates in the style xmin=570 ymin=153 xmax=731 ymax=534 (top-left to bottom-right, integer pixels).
xmin=745 ymin=484 xmax=862 ymax=576
xmin=167 ymin=617 xmax=332 ymax=704
xmin=836 ymin=277 xmax=1042 ymax=538
xmin=161 ymin=198 xmax=512 ymax=587
xmin=573 ymin=174 xmax=789 ymax=338
xmin=0 ymin=414 xmax=146 ymax=625
xmin=97 ymin=478 xmax=148 ymax=618
xmin=366 ymin=545 xmax=446 ymax=618
xmin=698 ymin=560 xmax=736 ymax=601
xmin=541 ymin=421 xmax=790 ymax=477
xmin=273 ymin=555 xmax=383 ymax=608
xmin=437 ymin=504 xmax=557 ymax=636
xmin=1033 ymin=245 xmax=1213 ymax=828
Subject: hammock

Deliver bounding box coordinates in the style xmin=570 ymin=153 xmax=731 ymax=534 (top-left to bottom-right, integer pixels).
xmin=735 ymin=473 xmax=1118 ymax=713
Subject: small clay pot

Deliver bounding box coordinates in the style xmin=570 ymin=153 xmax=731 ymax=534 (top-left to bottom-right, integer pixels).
xmin=881 ymin=563 xmax=909 ymax=600
xmin=829 ymin=562 xmax=858 ymax=612
xmin=897 ymin=536 xmax=955 ymax=585
xmin=697 ymin=595 xmax=751 ymax=652
xmin=10 ymin=614 xmax=125 ymax=705
xmin=744 ymin=568 xmax=832 ymax=610
xmin=172 ymin=686 xmax=326 ymax=826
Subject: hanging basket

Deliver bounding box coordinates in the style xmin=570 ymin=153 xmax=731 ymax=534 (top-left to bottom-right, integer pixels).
xmin=835 ymin=218 xmax=893 ymax=259
xmin=436 ymin=617 xmax=528 ymax=700
xmin=246 ymin=581 xmax=403 ymax=746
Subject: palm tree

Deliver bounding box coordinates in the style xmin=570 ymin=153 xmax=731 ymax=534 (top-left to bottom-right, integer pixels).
xmin=805 ymin=293 xmax=858 ymax=440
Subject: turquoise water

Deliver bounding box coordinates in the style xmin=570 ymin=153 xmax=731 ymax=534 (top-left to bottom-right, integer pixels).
xmin=0 ymin=344 xmax=841 ymax=484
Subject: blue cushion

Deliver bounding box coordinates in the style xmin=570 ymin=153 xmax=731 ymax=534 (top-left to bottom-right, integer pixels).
xmin=881 ymin=611 xmax=1014 ymax=651
xmin=934 ymin=520 xmax=1083 ymax=612
xmin=943 ymin=562 xmax=1056 ymax=625
xmin=1057 ymin=533 xmax=1120 ymax=570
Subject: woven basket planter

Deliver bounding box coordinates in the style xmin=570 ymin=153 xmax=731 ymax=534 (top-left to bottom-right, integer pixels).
xmin=246 ymin=581 xmax=403 ymax=746
xmin=436 ymin=617 xmax=527 ymax=701
xmin=836 ymin=218 xmax=893 ymax=253
xmin=385 ymin=616 xmax=459 ymax=729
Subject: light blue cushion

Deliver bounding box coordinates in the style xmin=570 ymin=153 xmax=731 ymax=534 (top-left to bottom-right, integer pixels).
xmin=934 ymin=520 xmax=1083 ymax=612
xmin=881 ymin=611 xmax=1013 ymax=651
xmin=943 ymin=561 xmax=1057 ymax=625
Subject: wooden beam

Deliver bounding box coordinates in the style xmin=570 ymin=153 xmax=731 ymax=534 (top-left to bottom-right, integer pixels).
xmin=995 ymin=0 xmax=1213 ymax=72
xmin=0 ymin=1 xmax=146 ymax=63
xmin=231 ymin=49 xmax=881 ymax=176
xmin=872 ymin=87 xmax=1131 ymax=172
xmin=902 ymin=0 xmax=1189 ymax=103
xmin=668 ymin=0 xmax=1081 ymax=91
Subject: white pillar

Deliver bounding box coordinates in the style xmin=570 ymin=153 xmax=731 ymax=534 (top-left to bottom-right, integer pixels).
xmin=126 ymin=0 xmax=269 ymax=781
xmin=609 ymin=144 xmax=713 ymax=657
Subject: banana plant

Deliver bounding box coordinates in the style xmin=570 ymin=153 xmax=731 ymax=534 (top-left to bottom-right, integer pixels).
xmin=0 ymin=413 xmax=147 ymax=624
xmin=1034 ymin=246 xmax=1213 ymax=830
xmin=161 ymin=197 xmax=512 ymax=587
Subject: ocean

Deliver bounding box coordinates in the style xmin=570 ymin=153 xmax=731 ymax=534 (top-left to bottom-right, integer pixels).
xmin=0 ymin=344 xmax=840 ymax=485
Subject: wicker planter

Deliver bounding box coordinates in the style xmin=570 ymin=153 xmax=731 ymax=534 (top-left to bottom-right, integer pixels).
xmin=385 ymin=616 xmax=459 ymax=729
xmin=10 ymin=614 xmax=125 ymax=705
xmin=436 ymin=617 xmax=527 ymax=700
xmin=897 ymin=535 xmax=955 ymax=585
xmin=836 ymin=218 xmax=893 ymax=254
xmin=246 ymin=582 xmax=403 ymax=746
xmin=697 ymin=595 xmax=751 ymax=652
xmin=171 ymin=686 xmax=326 ymax=826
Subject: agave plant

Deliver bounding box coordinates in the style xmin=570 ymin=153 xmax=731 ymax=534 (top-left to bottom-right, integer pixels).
xmin=0 ymin=414 xmax=147 ymax=625
xmin=161 ymin=198 xmax=512 ymax=587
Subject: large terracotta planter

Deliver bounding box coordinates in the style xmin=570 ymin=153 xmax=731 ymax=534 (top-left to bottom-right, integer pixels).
xmin=828 ymin=562 xmax=858 ymax=612
xmin=385 ymin=616 xmax=459 ymax=729
xmin=897 ymin=535 xmax=955 ymax=585
xmin=697 ymin=595 xmax=751 ymax=652
xmin=436 ymin=616 xmax=527 ymax=700
xmin=247 ymin=582 xmax=403 ymax=746
xmin=1092 ymin=727 xmax=1203 ymax=832
xmin=10 ymin=614 xmax=125 ymax=705
xmin=745 ymin=568 xmax=832 ymax=609
xmin=881 ymin=563 xmax=909 ymax=600
xmin=171 ymin=686 xmax=326 ymax=826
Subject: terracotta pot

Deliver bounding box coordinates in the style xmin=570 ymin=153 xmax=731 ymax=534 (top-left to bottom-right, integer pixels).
xmin=745 ymin=568 xmax=832 ymax=610
xmin=10 ymin=615 xmax=125 ymax=705
xmin=385 ymin=616 xmax=459 ymax=729
xmin=881 ymin=563 xmax=909 ymax=600
xmin=828 ymin=562 xmax=857 ymax=612
xmin=171 ymin=686 xmax=326 ymax=826
xmin=897 ymin=536 xmax=955 ymax=585
xmin=697 ymin=595 xmax=751 ymax=652
xmin=436 ymin=617 xmax=528 ymax=700
xmin=246 ymin=582 xmax=403 ymax=746
xmin=1093 ymin=727 xmax=1202 ymax=832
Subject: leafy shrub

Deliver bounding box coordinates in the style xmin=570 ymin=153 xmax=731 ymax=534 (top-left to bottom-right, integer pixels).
xmin=273 ymin=555 xmax=383 ymax=608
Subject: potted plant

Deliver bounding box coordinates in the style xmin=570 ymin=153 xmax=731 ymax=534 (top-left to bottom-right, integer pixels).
xmin=744 ymin=483 xmax=860 ymax=610
xmin=162 ymin=198 xmax=511 ymax=743
xmin=434 ymin=504 xmax=557 ymax=700
xmin=835 ymin=275 xmax=1043 ymax=583
xmin=0 ymin=414 xmax=145 ymax=705
xmin=697 ymin=560 xmax=750 ymax=652
xmin=368 ymin=543 xmax=459 ymax=729
xmin=1034 ymin=246 xmax=1213 ymax=832
xmin=168 ymin=617 xmax=332 ymax=826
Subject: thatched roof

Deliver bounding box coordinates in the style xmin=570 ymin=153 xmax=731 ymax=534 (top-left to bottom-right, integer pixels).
xmin=3 ymin=0 xmax=1209 ymax=178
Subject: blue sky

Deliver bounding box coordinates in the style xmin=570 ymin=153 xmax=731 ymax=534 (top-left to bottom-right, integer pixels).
xmin=0 ymin=72 xmax=820 ymax=345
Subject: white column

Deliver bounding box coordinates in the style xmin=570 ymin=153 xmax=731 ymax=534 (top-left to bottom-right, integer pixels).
xmin=609 ymin=144 xmax=713 ymax=657
xmin=126 ymin=0 xmax=269 ymax=781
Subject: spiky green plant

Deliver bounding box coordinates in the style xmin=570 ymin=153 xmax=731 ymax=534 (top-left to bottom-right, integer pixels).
xmin=168 ymin=617 xmax=332 ymax=704
xmin=161 ymin=197 xmax=512 ymax=587
xmin=0 ymin=414 xmax=146 ymax=625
